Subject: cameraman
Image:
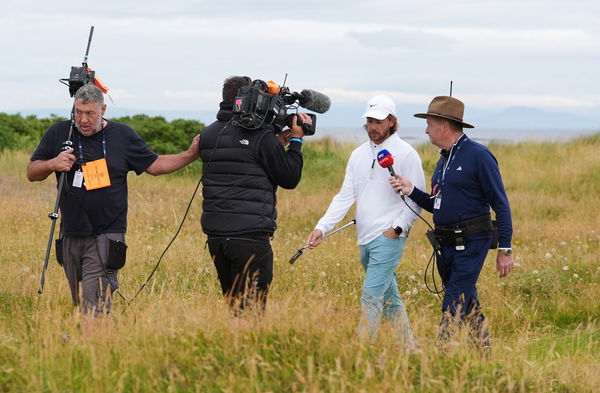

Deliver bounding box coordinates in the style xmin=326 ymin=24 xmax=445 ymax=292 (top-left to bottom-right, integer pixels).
xmin=199 ymin=76 xmax=310 ymax=313
xmin=27 ymin=84 xmax=199 ymax=316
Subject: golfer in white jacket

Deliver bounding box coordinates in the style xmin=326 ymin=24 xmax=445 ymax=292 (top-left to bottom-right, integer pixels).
xmin=307 ymin=95 xmax=426 ymax=346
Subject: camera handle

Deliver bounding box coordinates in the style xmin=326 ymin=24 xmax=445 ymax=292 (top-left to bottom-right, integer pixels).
xmin=295 ymin=114 xmax=315 ymax=135
xmin=38 ymin=110 xmax=76 ymax=294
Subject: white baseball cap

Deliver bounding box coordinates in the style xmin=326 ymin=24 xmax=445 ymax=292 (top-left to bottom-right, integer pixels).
xmin=361 ymin=95 xmax=397 ymax=120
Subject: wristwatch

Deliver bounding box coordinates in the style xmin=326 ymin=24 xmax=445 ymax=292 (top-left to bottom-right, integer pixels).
xmin=498 ymin=248 xmax=512 ymax=256
xmin=393 ymin=226 xmax=403 ymax=236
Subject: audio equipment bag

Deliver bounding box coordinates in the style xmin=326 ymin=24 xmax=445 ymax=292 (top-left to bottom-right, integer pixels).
xmin=107 ymin=239 xmax=127 ymax=270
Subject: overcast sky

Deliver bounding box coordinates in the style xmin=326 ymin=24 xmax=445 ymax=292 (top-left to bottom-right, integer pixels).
xmin=1 ymin=0 xmax=599 ymax=125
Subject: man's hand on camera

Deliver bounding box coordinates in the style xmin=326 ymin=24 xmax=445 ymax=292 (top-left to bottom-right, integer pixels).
xmin=276 ymin=129 xmax=292 ymax=146
xmin=291 ymin=113 xmax=311 ymax=138
xmin=52 ymin=148 xmax=76 ymax=172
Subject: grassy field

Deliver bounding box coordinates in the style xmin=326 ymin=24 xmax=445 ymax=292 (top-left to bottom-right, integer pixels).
xmin=1 ymin=133 xmax=599 ymax=392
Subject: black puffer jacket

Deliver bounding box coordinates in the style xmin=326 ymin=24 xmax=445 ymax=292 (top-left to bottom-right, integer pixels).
xmin=200 ymin=104 xmax=303 ymax=236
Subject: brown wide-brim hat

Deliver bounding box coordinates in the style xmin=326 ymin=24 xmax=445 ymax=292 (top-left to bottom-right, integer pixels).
xmin=414 ymin=96 xmax=474 ymax=128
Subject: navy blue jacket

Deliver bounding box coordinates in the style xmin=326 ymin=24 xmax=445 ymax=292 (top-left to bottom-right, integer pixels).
xmin=408 ymin=134 xmax=512 ymax=248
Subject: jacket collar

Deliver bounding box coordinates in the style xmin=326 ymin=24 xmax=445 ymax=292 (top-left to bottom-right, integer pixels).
xmin=216 ymin=102 xmax=234 ymax=122
xmin=369 ymin=133 xmax=398 ymax=150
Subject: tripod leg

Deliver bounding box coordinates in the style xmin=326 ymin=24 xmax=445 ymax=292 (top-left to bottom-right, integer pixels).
xmin=38 ymin=171 xmax=67 ymax=294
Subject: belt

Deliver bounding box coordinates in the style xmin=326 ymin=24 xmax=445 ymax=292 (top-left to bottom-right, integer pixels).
xmin=434 ymin=214 xmax=493 ymax=246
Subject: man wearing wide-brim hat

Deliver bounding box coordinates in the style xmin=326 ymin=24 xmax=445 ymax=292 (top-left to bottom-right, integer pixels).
xmin=390 ymin=95 xmax=514 ymax=350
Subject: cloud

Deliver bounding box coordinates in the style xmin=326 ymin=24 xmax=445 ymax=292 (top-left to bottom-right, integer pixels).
xmin=324 ymin=88 xmax=600 ymax=109
xmin=437 ymin=27 xmax=599 ymax=53
xmin=324 ymin=88 xmax=430 ymax=104
xmin=347 ymin=25 xmax=598 ymax=54
xmin=1 ymin=0 xmax=599 ymax=124
xmin=347 ymin=29 xmax=455 ymax=50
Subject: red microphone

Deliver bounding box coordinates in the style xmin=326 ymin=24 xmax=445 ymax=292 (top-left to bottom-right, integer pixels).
xmin=377 ymin=149 xmax=396 ymax=176
xmin=377 ymin=149 xmax=404 ymax=198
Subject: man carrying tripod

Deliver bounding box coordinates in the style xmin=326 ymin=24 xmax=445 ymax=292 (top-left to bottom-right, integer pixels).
xmin=27 ymin=84 xmax=199 ymax=315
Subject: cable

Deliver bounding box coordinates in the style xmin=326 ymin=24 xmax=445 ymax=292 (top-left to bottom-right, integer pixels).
xmin=120 ymin=176 xmax=202 ymax=314
xmin=401 ymin=196 xmax=445 ymax=300
xmin=94 ymin=235 xmax=129 ymax=304
xmin=424 ymin=250 xmax=444 ymax=301
xmin=121 ymin=119 xmax=232 ymax=314
xmin=401 ymin=196 xmax=434 ymax=231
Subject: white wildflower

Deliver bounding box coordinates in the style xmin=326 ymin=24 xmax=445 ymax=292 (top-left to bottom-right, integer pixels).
xmin=573 ymin=273 xmax=579 ymax=279
xmin=562 ymin=265 xmax=569 ymax=271
xmin=532 ymin=270 xmax=539 ymax=274
xmin=545 ymin=253 xmax=552 ymax=259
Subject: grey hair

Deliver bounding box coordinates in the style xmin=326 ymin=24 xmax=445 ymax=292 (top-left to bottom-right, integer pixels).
xmin=74 ymin=84 xmax=104 ymax=105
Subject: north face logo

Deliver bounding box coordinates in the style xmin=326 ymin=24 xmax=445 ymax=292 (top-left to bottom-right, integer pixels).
xmin=239 ymin=139 xmax=249 ymax=145
xmin=456 ymin=166 xmax=462 ymax=171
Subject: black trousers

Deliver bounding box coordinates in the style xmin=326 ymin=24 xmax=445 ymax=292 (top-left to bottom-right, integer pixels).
xmin=207 ymin=235 xmax=273 ymax=311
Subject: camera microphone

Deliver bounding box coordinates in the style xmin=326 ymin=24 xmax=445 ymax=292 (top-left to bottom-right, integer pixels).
xmin=295 ymin=89 xmax=331 ymax=113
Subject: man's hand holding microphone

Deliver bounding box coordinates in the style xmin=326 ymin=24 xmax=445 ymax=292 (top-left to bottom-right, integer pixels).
xmin=389 ymin=175 xmax=414 ymax=197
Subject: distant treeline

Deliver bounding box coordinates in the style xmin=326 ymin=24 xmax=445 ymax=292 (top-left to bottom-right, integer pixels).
xmin=0 ymin=112 xmax=356 ymax=179
xmin=0 ymin=113 xmax=204 ymax=155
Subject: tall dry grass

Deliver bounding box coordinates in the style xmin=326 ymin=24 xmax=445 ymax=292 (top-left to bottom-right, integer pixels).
xmin=1 ymin=133 xmax=599 ymax=392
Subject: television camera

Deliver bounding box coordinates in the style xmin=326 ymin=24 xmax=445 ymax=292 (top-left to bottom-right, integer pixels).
xmin=232 ymin=79 xmax=331 ymax=135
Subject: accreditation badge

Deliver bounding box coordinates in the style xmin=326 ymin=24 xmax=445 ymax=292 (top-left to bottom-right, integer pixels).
xmin=72 ymin=170 xmax=84 ymax=188
xmin=81 ymin=158 xmax=111 ymax=190
xmin=433 ymin=195 xmax=442 ymax=210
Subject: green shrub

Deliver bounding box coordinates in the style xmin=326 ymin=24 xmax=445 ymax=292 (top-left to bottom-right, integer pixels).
xmin=0 ymin=113 xmax=204 ymax=156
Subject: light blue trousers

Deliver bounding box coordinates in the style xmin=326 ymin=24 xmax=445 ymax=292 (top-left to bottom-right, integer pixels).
xmin=358 ymin=234 xmax=414 ymax=345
